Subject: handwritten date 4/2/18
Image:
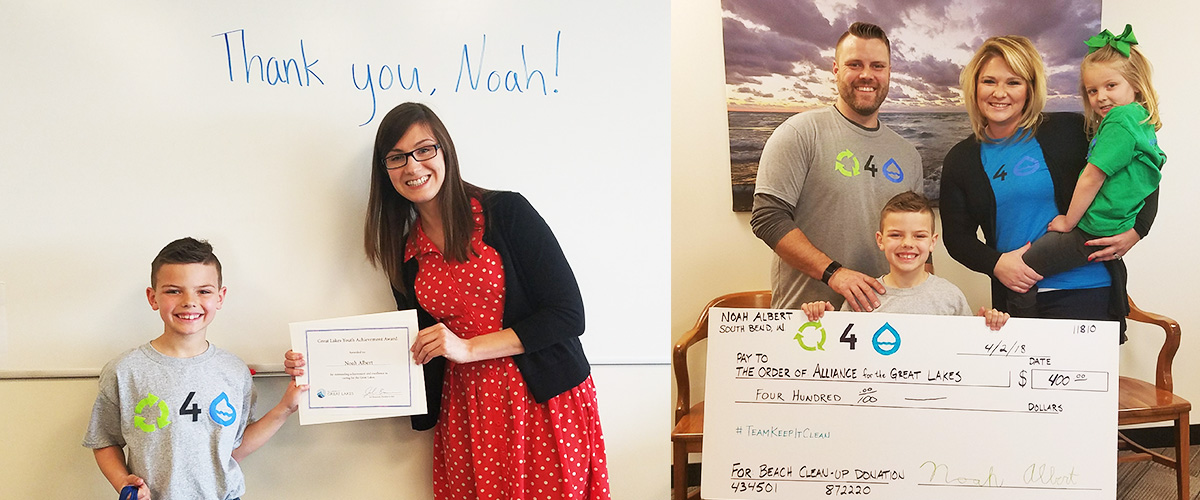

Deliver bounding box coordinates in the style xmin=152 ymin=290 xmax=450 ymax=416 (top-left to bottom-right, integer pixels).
xmin=826 ymin=484 xmax=871 ymax=495
xmin=731 ymin=480 xmax=776 ymax=493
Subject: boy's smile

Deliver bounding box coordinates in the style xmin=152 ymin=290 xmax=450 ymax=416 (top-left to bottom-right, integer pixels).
xmin=147 ymin=263 xmax=225 ymax=340
xmin=876 ymin=211 xmax=937 ymax=285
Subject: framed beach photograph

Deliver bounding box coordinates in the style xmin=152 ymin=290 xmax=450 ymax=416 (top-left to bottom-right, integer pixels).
xmin=723 ymin=0 xmax=1101 ymax=211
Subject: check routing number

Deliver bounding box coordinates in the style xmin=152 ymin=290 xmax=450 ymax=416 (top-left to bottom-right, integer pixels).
xmin=702 ymin=309 xmax=1117 ymax=499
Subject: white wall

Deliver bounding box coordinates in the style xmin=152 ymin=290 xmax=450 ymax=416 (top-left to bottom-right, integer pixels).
xmin=0 ymin=0 xmax=670 ymax=373
xmin=671 ymin=0 xmax=1200 ymax=437
xmin=1099 ymin=0 xmax=1200 ymax=412
xmin=0 ymin=1 xmax=672 ymax=498
xmin=670 ymin=0 xmax=777 ymax=416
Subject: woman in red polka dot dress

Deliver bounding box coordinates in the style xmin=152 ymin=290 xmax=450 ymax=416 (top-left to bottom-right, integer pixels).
xmin=286 ymin=102 xmax=609 ymax=500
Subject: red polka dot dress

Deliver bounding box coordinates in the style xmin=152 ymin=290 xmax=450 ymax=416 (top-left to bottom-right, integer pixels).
xmin=405 ymin=198 xmax=610 ymax=500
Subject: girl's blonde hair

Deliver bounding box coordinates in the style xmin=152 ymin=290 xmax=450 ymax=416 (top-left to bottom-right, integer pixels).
xmin=1081 ymin=44 xmax=1161 ymax=136
xmin=960 ymin=35 xmax=1047 ymax=143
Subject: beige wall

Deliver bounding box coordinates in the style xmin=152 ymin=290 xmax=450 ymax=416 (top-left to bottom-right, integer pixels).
xmin=672 ymin=0 xmax=1200 ymax=432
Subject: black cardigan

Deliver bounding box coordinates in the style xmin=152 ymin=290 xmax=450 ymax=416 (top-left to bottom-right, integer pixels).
xmin=939 ymin=112 xmax=1159 ymax=325
xmin=395 ymin=191 xmax=590 ymax=431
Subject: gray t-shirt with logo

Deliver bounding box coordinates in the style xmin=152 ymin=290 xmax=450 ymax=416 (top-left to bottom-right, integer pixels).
xmin=83 ymin=342 xmax=255 ymax=500
xmin=754 ymin=106 xmax=922 ymax=310
xmin=840 ymin=274 xmax=972 ymax=316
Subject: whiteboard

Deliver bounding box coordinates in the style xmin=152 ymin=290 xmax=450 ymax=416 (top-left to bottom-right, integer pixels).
xmin=0 ymin=0 xmax=669 ymax=373
xmin=702 ymin=309 xmax=1118 ymax=499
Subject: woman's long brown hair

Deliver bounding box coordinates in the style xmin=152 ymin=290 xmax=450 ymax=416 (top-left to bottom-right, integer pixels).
xmin=364 ymin=103 xmax=482 ymax=293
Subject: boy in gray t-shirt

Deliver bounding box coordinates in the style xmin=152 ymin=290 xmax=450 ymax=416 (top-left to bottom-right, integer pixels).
xmin=801 ymin=192 xmax=1009 ymax=330
xmin=83 ymin=238 xmax=307 ymax=500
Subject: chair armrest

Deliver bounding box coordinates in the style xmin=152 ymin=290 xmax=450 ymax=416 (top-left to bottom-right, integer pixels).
xmin=673 ymin=323 xmax=706 ymax=423
xmin=1127 ymin=296 xmax=1182 ymax=392
xmin=673 ymin=291 xmax=771 ymax=424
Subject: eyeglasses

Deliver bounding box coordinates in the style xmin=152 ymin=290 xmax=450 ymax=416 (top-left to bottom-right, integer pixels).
xmin=382 ymin=144 xmax=440 ymax=170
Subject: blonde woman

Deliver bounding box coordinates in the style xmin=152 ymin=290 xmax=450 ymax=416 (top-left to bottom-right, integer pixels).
xmin=938 ymin=35 xmax=1158 ymax=335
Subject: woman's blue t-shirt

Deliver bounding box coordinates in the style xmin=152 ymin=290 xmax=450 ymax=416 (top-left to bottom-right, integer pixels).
xmin=980 ymin=134 xmax=1110 ymax=290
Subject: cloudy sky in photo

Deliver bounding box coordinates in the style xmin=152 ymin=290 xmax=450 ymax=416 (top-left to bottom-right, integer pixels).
xmin=723 ymin=0 xmax=1101 ymax=112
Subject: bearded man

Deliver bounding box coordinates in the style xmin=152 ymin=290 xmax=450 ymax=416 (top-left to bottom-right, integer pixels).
xmin=751 ymin=21 xmax=923 ymax=311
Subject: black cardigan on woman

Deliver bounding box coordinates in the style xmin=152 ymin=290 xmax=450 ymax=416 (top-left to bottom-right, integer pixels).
xmin=395 ymin=190 xmax=590 ymax=431
xmin=939 ymin=112 xmax=1159 ymax=328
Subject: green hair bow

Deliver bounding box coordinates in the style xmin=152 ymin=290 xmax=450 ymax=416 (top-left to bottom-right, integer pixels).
xmin=1085 ymin=24 xmax=1138 ymax=57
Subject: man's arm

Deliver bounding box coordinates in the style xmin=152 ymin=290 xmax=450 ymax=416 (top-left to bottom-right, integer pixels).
xmin=751 ymin=193 xmax=884 ymax=311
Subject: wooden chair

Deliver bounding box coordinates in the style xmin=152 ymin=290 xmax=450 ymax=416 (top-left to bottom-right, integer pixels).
xmin=671 ymin=291 xmax=772 ymax=500
xmin=1119 ymin=296 xmax=1191 ymax=500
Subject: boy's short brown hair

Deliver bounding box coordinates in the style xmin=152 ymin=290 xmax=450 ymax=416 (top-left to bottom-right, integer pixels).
xmin=151 ymin=237 xmax=222 ymax=287
xmin=879 ymin=191 xmax=935 ymax=231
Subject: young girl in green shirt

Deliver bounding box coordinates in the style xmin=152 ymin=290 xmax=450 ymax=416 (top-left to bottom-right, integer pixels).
xmin=1009 ymin=24 xmax=1165 ymax=316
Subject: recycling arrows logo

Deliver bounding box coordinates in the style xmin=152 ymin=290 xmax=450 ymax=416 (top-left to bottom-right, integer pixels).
xmin=835 ymin=149 xmax=860 ymax=177
xmin=133 ymin=393 xmax=171 ymax=433
xmin=794 ymin=321 xmax=827 ymax=351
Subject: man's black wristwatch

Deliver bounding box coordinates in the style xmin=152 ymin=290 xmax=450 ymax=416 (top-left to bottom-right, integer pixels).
xmin=821 ymin=261 xmax=842 ymax=285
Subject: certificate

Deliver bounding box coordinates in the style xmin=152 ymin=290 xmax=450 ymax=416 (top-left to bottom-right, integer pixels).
xmin=289 ymin=310 xmax=426 ymax=425
xmin=702 ymin=309 xmax=1118 ymax=499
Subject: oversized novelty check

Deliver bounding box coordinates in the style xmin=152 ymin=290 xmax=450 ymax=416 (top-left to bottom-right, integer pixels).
xmin=702 ymin=309 xmax=1117 ymax=499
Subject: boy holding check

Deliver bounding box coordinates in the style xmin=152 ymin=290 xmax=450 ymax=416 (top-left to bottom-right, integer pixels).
xmin=801 ymin=192 xmax=1010 ymax=330
xmin=83 ymin=237 xmax=306 ymax=500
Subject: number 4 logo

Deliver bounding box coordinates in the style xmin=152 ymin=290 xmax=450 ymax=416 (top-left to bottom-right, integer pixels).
xmin=839 ymin=324 xmax=857 ymax=349
xmin=180 ymin=392 xmax=202 ymax=422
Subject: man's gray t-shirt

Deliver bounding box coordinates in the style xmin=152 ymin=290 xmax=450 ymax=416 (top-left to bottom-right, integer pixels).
xmin=839 ymin=274 xmax=972 ymax=316
xmin=754 ymin=106 xmax=922 ymax=310
xmin=83 ymin=343 xmax=255 ymax=500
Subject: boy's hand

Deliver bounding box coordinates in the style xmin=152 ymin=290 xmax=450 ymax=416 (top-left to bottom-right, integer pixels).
xmin=279 ymin=379 xmax=309 ymax=414
xmin=800 ymin=301 xmax=834 ymax=322
xmin=978 ymin=307 xmax=1010 ymax=331
xmin=1047 ymin=215 xmax=1074 ymax=233
xmin=121 ymin=475 xmax=151 ymax=500
xmin=283 ymin=350 xmax=305 ymax=377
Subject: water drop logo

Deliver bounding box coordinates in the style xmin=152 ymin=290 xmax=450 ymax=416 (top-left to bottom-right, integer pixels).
xmin=882 ymin=158 xmax=904 ymax=183
xmin=133 ymin=393 xmax=171 ymax=433
xmin=871 ymin=322 xmax=901 ymax=356
xmin=1013 ymin=155 xmax=1041 ymax=176
xmin=208 ymin=392 xmax=237 ymax=427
